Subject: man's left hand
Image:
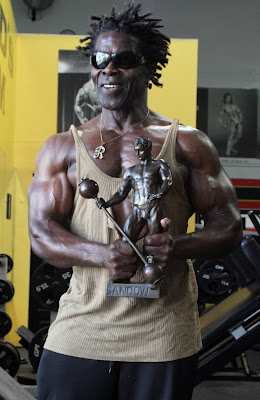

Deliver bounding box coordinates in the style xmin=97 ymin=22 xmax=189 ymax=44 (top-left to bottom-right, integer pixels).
xmin=143 ymin=218 xmax=174 ymax=268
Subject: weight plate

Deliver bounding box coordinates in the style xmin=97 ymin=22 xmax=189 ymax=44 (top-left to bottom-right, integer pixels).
xmin=28 ymin=326 xmax=49 ymax=371
xmin=194 ymin=258 xmax=238 ymax=304
xmin=0 ymin=342 xmax=21 ymax=376
xmin=31 ymin=263 xmax=72 ymax=311
xmin=0 ymin=254 xmax=13 ymax=272
xmin=0 ymin=311 xmax=12 ymax=337
xmin=0 ymin=279 xmax=15 ymax=304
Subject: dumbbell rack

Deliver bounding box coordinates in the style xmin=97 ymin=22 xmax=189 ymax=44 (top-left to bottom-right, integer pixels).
xmin=0 ymin=255 xmax=9 ymax=341
xmin=0 ymin=255 xmax=21 ymax=377
xmin=0 ymin=255 xmax=11 ymax=342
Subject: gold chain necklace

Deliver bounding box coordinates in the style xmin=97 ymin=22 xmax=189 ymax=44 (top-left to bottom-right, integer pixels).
xmin=94 ymin=109 xmax=150 ymax=159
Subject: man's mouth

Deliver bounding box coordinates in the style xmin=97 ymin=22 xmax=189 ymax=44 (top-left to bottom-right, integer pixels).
xmin=102 ymin=84 xmax=120 ymax=89
xmin=99 ymin=84 xmax=124 ymax=97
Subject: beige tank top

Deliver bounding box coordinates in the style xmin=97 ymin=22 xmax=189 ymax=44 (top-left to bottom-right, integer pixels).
xmin=44 ymin=119 xmax=202 ymax=361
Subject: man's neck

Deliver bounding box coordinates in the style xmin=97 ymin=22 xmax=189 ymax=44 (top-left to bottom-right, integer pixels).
xmin=101 ymin=105 xmax=149 ymax=134
xmin=141 ymin=155 xmax=153 ymax=165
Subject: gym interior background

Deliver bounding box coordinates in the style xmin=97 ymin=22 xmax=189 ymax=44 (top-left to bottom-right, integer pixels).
xmin=0 ymin=0 xmax=260 ymax=399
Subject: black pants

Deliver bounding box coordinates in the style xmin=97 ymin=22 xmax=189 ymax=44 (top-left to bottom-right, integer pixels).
xmin=37 ymin=349 xmax=198 ymax=400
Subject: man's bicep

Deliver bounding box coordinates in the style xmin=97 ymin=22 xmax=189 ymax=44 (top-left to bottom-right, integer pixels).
xmin=187 ymin=132 xmax=238 ymax=219
xmin=160 ymin=161 xmax=172 ymax=183
xmin=119 ymin=171 xmax=132 ymax=195
xmin=190 ymin=167 xmax=238 ymax=218
xmin=29 ymin=175 xmax=74 ymax=226
xmin=28 ymin=140 xmax=74 ymax=229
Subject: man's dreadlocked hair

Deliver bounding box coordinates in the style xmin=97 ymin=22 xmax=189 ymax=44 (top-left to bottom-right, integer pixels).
xmin=77 ymin=2 xmax=171 ymax=88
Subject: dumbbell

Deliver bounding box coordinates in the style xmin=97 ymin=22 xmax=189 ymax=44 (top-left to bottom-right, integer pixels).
xmin=0 ymin=279 xmax=15 ymax=304
xmin=0 ymin=278 xmax=15 ymax=337
xmin=0 ymin=254 xmax=14 ymax=338
xmin=16 ymin=325 xmax=49 ymax=371
xmin=0 ymin=254 xmax=14 ymax=305
xmin=0 ymin=341 xmax=20 ymax=376
xmin=0 ymin=311 xmax=12 ymax=337
xmin=0 ymin=254 xmax=13 ymax=273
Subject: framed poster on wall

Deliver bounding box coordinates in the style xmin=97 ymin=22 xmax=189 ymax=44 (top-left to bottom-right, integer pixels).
xmin=197 ymin=88 xmax=260 ymax=213
xmin=57 ymin=50 xmax=101 ymax=133
xmin=197 ymin=88 xmax=258 ymax=159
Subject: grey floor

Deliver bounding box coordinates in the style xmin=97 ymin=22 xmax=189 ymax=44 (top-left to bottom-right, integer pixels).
xmin=193 ymin=380 xmax=260 ymax=400
xmin=193 ymin=349 xmax=260 ymax=400
xmin=11 ymin=348 xmax=260 ymax=399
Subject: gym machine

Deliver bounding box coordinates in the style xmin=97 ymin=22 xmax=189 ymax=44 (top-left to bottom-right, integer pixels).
xmin=0 ymin=367 xmax=36 ymax=400
xmin=195 ymin=210 xmax=260 ymax=384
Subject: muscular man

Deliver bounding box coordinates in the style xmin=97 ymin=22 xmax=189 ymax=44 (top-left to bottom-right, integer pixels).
xmin=28 ymin=4 xmax=242 ymax=400
xmin=97 ymin=135 xmax=172 ymax=243
xmin=74 ymin=78 xmax=102 ymax=123
xmin=218 ymin=92 xmax=243 ymax=156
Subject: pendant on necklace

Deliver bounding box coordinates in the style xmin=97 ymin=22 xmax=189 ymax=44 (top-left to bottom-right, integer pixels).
xmin=94 ymin=145 xmax=106 ymax=159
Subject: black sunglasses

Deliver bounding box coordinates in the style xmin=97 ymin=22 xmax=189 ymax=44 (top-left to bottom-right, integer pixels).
xmin=91 ymin=50 xmax=145 ymax=70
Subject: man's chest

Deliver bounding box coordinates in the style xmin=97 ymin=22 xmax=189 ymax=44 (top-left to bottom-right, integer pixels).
xmin=67 ymin=131 xmax=190 ymax=192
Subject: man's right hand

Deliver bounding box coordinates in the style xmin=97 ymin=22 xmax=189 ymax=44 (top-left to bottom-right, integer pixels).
xmin=105 ymin=239 xmax=139 ymax=280
xmin=96 ymin=198 xmax=106 ymax=209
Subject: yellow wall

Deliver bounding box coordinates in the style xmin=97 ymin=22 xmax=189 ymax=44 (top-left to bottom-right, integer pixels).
xmin=4 ymin=32 xmax=197 ymax=345
xmin=148 ymin=40 xmax=198 ymax=126
xmin=148 ymin=39 xmax=198 ymax=232
xmin=0 ymin=0 xmax=17 ymax=342
xmin=0 ymin=0 xmax=17 ymax=162
xmin=0 ymin=0 xmax=17 ymax=254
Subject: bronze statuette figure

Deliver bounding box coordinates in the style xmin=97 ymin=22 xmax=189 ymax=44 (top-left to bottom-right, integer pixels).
xmin=79 ymin=136 xmax=172 ymax=298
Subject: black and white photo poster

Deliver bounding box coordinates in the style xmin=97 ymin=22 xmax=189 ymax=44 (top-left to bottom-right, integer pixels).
xmin=197 ymin=88 xmax=258 ymax=158
xmin=57 ymin=50 xmax=101 ymax=133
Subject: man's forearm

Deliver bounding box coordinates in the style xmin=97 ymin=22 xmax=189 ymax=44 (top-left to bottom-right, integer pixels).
xmin=29 ymin=218 xmax=108 ymax=269
xmin=173 ymin=218 xmax=243 ymax=259
xmin=160 ymin=179 xmax=171 ymax=197
xmin=105 ymin=191 xmax=127 ymax=208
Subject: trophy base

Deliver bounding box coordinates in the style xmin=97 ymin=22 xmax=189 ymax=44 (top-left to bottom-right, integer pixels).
xmin=106 ymin=281 xmax=165 ymax=299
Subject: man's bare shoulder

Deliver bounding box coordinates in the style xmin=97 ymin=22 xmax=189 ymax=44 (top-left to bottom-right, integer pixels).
xmin=38 ymin=114 xmax=101 ymax=169
xmin=36 ymin=130 xmax=75 ymax=174
xmin=123 ymin=164 xmax=137 ymax=177
xmin=178 ymin=124 xmax=209 ymax=144
xmin=149 ymin=111 xmax=172 ymax=125
xmin=177 ymin=124 xmax=220 ymax=170
xmin=41 ymin=130 xmax=74 ymax=153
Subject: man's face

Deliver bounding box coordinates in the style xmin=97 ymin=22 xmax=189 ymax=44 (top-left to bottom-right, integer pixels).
xmin=91 ymin=31 xmax=148 ymax=110
xmin=225 ymin=95 xmax=232 ymax=104
xmin=134 ymin=143 xmax=151 ymax=161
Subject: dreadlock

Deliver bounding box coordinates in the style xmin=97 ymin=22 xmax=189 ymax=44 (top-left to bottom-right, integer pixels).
xmin=77 ymin=2 xmax=171 ymax=88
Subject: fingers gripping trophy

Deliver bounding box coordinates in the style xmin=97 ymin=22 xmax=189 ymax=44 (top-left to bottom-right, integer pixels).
xmin=79 ymin=136 xmax=172 ymax=298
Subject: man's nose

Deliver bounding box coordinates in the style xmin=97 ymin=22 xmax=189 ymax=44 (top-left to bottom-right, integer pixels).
xmin=102 ymin=60 xmax=118 ymax=76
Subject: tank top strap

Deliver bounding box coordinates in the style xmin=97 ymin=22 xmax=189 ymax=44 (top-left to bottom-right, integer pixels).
xmin=157 ymin=119 xmax=178 ymax=160
xmin=70 ymin=124 xmax=88 ymax=189
xmin=70 ymin=124 xmax=88 ymax=159
xmin=161 ymin=119 xmax=178 ymax=157
xmin=161 ymin=120 xmax=190 ymax=205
